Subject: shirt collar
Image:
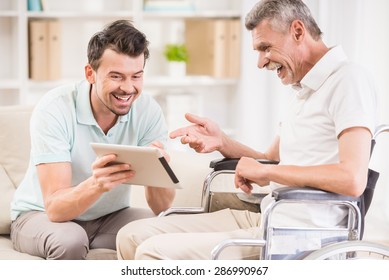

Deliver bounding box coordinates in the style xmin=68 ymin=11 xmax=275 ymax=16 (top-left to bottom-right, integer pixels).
xmin=75 ymin=80 xmax=130 ymax=126
xmin=292 ymin=45 xmax=348 ymax=99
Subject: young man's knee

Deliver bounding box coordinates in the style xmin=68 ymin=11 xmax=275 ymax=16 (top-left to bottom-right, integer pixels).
xmin=46 ymin=232 xmax=89 ymax=260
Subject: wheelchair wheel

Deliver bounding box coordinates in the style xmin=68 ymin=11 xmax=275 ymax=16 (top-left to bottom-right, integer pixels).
xmin=303 ymin=240 xmax=389 ymax=260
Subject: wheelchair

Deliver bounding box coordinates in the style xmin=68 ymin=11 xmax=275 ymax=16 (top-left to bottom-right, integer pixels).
xmin=160 ymin=124 xmax=389 ymax=260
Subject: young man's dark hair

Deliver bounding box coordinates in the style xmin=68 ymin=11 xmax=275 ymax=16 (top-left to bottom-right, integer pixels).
xmin=87 ymin=20 xmax=150 ymax=70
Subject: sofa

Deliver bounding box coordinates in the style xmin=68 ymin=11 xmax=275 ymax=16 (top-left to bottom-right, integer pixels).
xmin=0 ymin=105 xmax=215 ymax=260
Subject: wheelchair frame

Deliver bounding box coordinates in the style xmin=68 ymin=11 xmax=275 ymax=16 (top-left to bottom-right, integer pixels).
xmin=159 ymin=124 xmax=389 ymax=260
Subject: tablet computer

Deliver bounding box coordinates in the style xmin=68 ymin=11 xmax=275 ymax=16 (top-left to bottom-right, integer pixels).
xmin=90 ymin=142 xmax=181 ymax=189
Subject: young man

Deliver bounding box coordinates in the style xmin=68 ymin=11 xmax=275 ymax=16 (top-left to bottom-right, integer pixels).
xmin=116 ymin=0 xmax=377 ymax=260
xmin=10 ymin=20 xmax=175 ymax=259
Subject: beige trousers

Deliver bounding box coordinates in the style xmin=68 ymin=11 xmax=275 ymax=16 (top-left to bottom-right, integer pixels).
xmin=116 ymin=208 xmax=261 ymax=260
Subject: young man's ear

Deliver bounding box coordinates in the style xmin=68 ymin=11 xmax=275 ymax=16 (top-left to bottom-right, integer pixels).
xmin=84 ymin=64 xmax=96 ymax=84
xmin=290 ymin=20 xmax=305 ymax=41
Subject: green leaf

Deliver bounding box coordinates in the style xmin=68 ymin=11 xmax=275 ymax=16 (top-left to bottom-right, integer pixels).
xmin=163 ymin=44 xmax=189 ymax=62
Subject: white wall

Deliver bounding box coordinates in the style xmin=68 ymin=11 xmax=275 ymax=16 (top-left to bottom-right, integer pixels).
xmin=235 ymin=0 xmax=389 ymax=244
xmin=356 ymin=0 xmax=389 ymax=244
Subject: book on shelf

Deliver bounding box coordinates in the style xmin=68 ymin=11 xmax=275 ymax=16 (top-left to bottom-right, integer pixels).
xmin=226 ymin=19 xmax=241 ymax=78
xmin=29 ymin=20 xmax=62 ymax=81
xmin=47 ymin=20 xmax=61 ymax=80
xmin=27 ymin=0 xmax=49 ymax=12
xmin=40 ymin=0 xmax=49 ymax=11
xmin=29 ymin=20 xmax=48 ymax=80
xmin=27 ymin=0 xmax=42 ymax=11
xmin=185 ymin=18 xmax=241 ymax=78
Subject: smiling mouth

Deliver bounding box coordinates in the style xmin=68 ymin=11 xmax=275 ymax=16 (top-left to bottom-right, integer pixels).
xmin=266 ymin=62 xmax=284 ymax=78
xmin=267 ymin=62 xmax=282 ymax=71
xmin=112 ymin=93 xmax=133 ymax=102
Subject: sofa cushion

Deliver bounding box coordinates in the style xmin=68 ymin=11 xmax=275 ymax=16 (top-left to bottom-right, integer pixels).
xmin=0 ymin=235 xmax=43 ymax=260
xmin=0 ymin=165 xmax=15 ymax=234
xmin=85 ymin=248 xmax=117 ymax=260
xmin=0 ymin=105 xmax=33 ymax=188
xmin=0 ymin=106 xmax=33 ymax=234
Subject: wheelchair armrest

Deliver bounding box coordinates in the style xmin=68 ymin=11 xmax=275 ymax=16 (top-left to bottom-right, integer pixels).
xmin=272 ymin=186 xmax=359 ymax=202
xmin=158 ymin=207 xmax=206 ymax=217
xmin=210 ymin=158 xmax=279 ymax=171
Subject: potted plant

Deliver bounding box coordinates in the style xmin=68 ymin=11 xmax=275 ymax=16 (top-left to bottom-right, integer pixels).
xmin=163 ymin=44 xmax=188 ymax=77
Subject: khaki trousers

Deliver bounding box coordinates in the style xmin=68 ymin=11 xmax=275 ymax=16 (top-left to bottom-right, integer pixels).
xmin=116 ymin=208 xmax=261 ymax=260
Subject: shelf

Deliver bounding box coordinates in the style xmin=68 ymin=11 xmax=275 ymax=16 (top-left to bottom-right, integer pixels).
xmin=0 ymin=11 xmax=19 ymax=17
xmin=0 ymin=80 xmax=20 ymax=90
xmin=142 ymin=10 xmax=241 ymax=19
xmin=27 ymin=11 xmax=136 ymax=19
xmin=28 ymin=79 xmax=76 ymax=89
xmin=26 ymin=10 xmax=240 ymax=20
xmin=27 ymin=76 xmax=238 ymax=90
xmin=144 ymin=75 xmax=238 ymax=89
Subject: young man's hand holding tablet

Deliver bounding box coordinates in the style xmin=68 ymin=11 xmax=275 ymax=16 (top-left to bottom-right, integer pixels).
xmin=91 ymin=143 xmax=181 ymax=189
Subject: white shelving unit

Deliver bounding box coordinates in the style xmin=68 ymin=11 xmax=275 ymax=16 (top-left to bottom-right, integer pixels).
xmin=0 ymin=0 xmax=242 ymax=133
